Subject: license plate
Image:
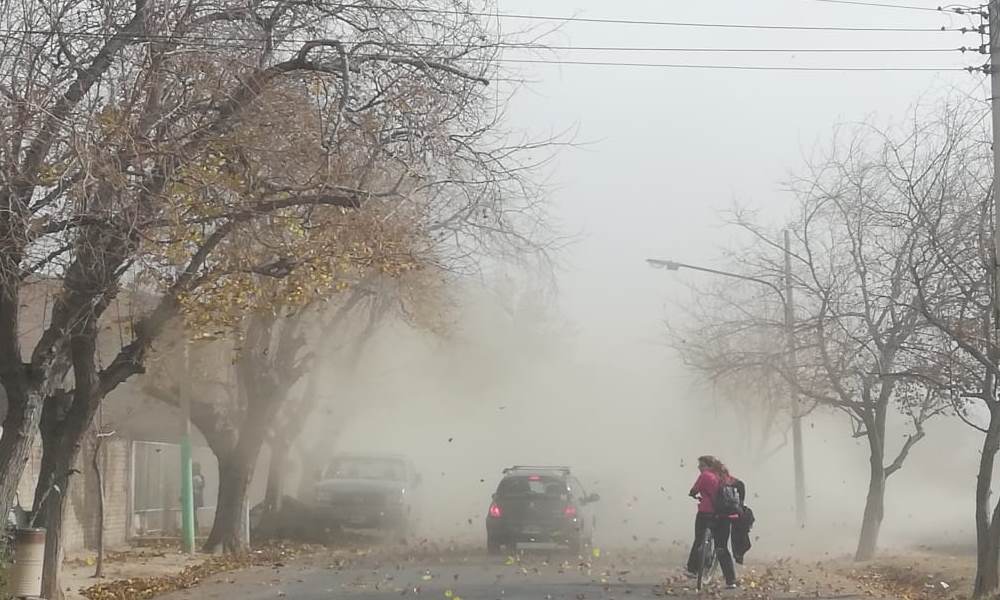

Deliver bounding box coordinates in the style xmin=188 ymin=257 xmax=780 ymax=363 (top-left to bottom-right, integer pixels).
xmin=523 ymin=526 xmax=541 ymax=535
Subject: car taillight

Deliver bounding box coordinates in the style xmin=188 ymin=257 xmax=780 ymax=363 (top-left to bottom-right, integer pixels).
xmin=489 ymin=503 xmax=502 ymax=518
xmin=563 ymin=505 xmax=577 ymax=518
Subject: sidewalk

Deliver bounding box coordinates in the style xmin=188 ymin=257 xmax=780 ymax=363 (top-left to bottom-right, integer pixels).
xmin=63 ymin=544 xmax=203 ymax=600
xmin=62 ymin=541 xmax=320 ymax=600
xmin=837 ymin=550 xmax=973 ymax=600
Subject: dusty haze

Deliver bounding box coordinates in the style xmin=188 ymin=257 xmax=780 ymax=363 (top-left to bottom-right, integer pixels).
xmin=279 ymin=277 xmax=980 ymax=560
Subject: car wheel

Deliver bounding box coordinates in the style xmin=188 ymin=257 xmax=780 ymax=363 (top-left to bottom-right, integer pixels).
xmin=487 ymin=536 xmax=502 ymax=555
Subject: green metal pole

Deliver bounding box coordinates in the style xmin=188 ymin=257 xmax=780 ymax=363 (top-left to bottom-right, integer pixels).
xmin=180 ymin=342 xmax=196 ymax=554
xmin=180 ymin=437 xmax=195 ymax=553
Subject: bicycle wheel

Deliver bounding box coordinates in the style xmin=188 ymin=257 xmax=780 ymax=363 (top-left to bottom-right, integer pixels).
xmin=696 ymin=527 xmax=717 ymax=590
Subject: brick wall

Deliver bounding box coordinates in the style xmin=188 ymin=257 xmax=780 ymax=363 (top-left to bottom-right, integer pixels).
xmin=63 ymin=438 xmax=130 ymax=552
xmin=16 ymin=435 xmax=131 ymax=553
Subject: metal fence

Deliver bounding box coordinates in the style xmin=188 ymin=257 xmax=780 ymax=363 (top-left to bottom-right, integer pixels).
xmin=130 ymin=441 xmax=216 ymax=536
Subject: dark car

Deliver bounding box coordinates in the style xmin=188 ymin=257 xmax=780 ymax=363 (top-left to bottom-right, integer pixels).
xmin=314 ymin=454 xmax=422 ymax=538
xmin=485 ymin=465 xmax=599 ymax=554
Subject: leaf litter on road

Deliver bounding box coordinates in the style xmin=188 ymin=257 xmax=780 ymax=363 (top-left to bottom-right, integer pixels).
xmin=81 ymin=542 xmax=320 ymax=600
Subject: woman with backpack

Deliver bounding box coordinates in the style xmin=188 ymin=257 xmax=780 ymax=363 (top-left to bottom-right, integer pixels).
xmin=685 ymin=455 xmax=739 ymax=588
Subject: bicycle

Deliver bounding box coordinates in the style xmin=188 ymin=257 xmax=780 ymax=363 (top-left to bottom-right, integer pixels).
xmin=695 ymin=523 xmax=718 ymax=591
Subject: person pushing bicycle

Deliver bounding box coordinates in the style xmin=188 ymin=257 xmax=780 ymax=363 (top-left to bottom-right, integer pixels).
xmin=685 ymin=455 xmax=740 ymax=588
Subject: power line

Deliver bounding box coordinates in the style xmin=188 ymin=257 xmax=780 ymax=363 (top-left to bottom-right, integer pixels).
xmin=804 ymin=0 xmax=979 ymax=13
xmin=532 ymin=45 xmax=966 ymax=53
xmin=2 ymin=28 xmax=979 ymax=55
xmin=0 ymin=29 xmax=978 ymax=72
xmin=488 ymin=58 xmax=972 ymax=71
xmin=0 ymin=29 xmax=973 ymax=53
xmin=344 ymin=4 xmax=966 ymax=33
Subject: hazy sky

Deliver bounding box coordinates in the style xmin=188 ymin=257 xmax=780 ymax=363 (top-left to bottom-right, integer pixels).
xmin=495 ymin=0 xmax=984 ymax=363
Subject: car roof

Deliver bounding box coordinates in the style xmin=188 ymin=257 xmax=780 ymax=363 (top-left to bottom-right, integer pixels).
xmin=501 ymin=465 xmax=572 ymax=478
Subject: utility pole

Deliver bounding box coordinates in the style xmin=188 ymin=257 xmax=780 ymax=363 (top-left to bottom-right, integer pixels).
xmin=784 ymin=230 xmax=806 ymax=527
xmin=180 ymin=341 xmax=196 ymax=554
xmin=990 ymin=0 xmax=1000 ymax=345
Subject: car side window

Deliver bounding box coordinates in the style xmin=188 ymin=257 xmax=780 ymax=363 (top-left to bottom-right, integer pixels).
xmin=568 ymin=477 xmax=587 ymax=501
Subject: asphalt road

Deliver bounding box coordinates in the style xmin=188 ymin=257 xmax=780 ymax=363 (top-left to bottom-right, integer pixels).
xmin=159 ymin=545 xmax=688 ymax=600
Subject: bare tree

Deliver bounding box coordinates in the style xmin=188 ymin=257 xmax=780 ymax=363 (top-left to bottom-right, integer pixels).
xmin=773 ymin=162 xmax=946 ymax=562
xmin=896 ymin=102 xmax=1000 ymax=596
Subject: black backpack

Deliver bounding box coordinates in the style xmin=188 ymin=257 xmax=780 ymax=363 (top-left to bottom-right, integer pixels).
xmin=715 ymin=479 xmax=743 ymax=516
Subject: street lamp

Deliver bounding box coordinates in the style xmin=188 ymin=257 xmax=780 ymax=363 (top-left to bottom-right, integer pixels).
xmin=648 ymin=232 xmax=807 ymax=527
xmin=646 ymin=259 xmax=785 ymax=300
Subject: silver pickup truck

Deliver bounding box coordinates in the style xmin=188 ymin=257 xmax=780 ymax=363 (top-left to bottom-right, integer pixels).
xmin=314 ymin=454 xmax=421 ymax=539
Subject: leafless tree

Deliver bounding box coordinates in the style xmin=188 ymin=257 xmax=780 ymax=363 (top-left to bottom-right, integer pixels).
xmin=772 ymin=139 xmax=950 ymax=561
xmin=896 ymin=102 xmax=1000 ymax=596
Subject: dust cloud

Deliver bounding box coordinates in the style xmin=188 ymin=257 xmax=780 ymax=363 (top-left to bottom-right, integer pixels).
xmin=283 ymin=279 xmax=979 ymax=560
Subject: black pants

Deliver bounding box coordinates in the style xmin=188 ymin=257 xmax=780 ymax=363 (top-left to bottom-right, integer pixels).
xmin=686 ymin=512 xmax=737 ymax=585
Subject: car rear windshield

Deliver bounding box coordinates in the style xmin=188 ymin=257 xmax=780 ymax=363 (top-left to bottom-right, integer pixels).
xmin=496 ymin=476 xmax=567 ymax=497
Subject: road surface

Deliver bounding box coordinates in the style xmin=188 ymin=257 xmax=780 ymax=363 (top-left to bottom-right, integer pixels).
xmin=154 ymin=543 xmax=876 ymax=600
xmin=159 ymin=544 xmax=692 ymax=600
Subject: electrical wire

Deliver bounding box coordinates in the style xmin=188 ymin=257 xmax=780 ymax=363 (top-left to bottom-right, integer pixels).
xmin=338 ymin=4 xmax=966 ymax=33
xmin=804 ymin=0 xmax=976 ymax=13
xmin=0 ymin=29 xmax=976 ymax=55
xmin=0 ymin=29 xmax=978 ymax=72
xmin=488 ymin=58 xmax=971 ymax=71
xmin=0 ymin=10 xmax=982 ymax=74
xmin=529 ymin=45 xmax=966 ymax=53
xmin=1 ymin=30 xmax=978 ymax=54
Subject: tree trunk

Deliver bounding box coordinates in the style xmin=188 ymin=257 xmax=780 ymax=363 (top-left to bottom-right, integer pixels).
xmin=36 ymin=485 xmax=69 ymax=600
xmin=855 ymin=459 xmax=886 ymax=561
xmin=203 ymin=395 xmax=276 ymax=554
xmin=31 ymin=436 xmax=79 ymax=600
xmin=33 ymin=386 xmax=93 ymax=600
xmin=0 ymin=395 xmax=42 ymax=521
xmin=974 ymin=408 xmax=1000 ymax=597
xmin=264 ymin=441 xmax=289 ymax=513
xmin=92 ymin=435 xmax=106 ymax=578
xmin=0 ymin=279 xmax=32 ymax=524
xmin=203 ymin=449 xmax=255 ymax=553
xmin=855 ymin=415 xmax=887 ymax=562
